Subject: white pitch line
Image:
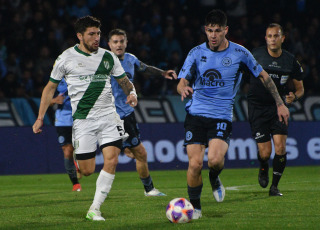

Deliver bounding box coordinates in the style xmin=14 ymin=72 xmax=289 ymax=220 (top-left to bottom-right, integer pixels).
xmin=226 ymin=180 xmax=318 ymax=191
xmin=226 ymin=184 xmax=256 ymax=191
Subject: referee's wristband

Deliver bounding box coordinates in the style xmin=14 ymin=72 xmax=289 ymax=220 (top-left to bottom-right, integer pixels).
xmin=293 ymin=94 xmax=299 ymax=102
xmin=130 ymin=91 xmax=137 ymax=98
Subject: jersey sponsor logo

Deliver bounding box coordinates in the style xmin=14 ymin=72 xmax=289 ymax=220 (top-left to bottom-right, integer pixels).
xmin=235 ymin=48 xmax=248 ymax=57
xmin=255 ymin=132 xmax=265 ymax=140
xmin=269 ymin=61 xmax=281 ymax=68
xmin=79 ymin=74 xmax=108 ymax=82
xmin=269 ymin=73 xmax=279 ymax=79
xmin=222 ymin=57 xmax=232 ymax=67
xmin=200 ymin=56 xmax=207 ymax=62
xmin=200 ymin=69 xmax=225 ymax=87
xmin=280 ymin=75 xmax=289 ymax=85
xmin=186 ymin=131 xmax=192 ymax=141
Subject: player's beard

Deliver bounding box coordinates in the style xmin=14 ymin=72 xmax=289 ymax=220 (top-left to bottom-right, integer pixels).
xmin=83 ymin=41 xmax=98 ymax=53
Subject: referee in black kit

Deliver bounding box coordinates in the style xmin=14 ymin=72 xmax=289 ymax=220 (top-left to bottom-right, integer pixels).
xmin=247 ymin=23 xmax=305 ymax=196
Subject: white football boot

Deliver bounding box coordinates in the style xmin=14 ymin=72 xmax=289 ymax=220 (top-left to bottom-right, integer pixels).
xmin=144 ymin=188 xmax=166 ymax=196
xmin=212 ymin=176 xmax=225 ymax=202
xmin=86 ymin=209 xmax=105 ymax=221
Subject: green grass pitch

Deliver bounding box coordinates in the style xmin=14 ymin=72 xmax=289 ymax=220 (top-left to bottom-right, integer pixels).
xmin=0 ymin=166 xmax=319 ymax=230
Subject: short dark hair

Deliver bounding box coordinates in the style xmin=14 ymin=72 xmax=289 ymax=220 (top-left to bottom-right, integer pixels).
xmin=267 ymin=23 xmax=284 ymax=35
xmin=108 ymin=29 xmax=127 ymax=41
xmin=205 ymin=9 xmax=227 ymax=27
xmin=74 ymin=16 xmax=101 ymax=34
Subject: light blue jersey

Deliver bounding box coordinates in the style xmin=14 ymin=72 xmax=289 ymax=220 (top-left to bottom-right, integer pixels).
xmin=111 ymin=53 xmax=145 ymax=119
xmin=178 ymin=42 xmax=263 ymax=121
xmin=55 ymin=78 xmax=73 ymax=126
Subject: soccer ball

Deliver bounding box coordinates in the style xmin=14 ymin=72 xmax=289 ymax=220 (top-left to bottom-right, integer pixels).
xmin=166 ymin=198 xmax=194 ymax=223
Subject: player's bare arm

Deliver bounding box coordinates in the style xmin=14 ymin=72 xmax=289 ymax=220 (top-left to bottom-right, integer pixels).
xmin=33 ymin=81 xmax=58 ymax=133
xmin=259 ymin=70 xmax=289 ymax=125
xmin=139 ymin=62 xmax=177 ymax=80
xmin=177 ymin=78 xmax=193 ymax=101
xmin=50 ymin=94 xmax=64 ymax=106
xmin=285 ymin=79 xmax=304 ymax=104
xmin=116 ymin=76 xmax=138 ymax=107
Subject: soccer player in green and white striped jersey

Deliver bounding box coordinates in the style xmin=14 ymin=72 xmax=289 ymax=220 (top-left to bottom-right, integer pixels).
xmin=32 ymin=16 xmax=137 ymax=221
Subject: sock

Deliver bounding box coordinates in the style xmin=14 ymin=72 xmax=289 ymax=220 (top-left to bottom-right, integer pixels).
xmin=272 ymin=153 xmax=287 ymax=187
xmin=64 ymin=158 xmax=79 ymax=185
xmin=140 ymin=175 xmax=154 ymax=193
xmin=209 ymin=167 xmax=223 ymax=188
xmin=258 ymin=152 xmax=269 ymax=169
xmin=188 ymin=184 xmax=203 ymax=210
xmin=91 ymin=170 xmax=115 ymax=211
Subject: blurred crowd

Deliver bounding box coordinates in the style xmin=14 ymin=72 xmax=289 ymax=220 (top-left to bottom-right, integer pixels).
xmin=0 ymin=0 xmax=319 ymax=99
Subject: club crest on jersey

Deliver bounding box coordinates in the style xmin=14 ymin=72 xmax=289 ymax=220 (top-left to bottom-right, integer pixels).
xmin=221 ymin=57 xmax=232 ymax=67
xmin=280 ymin=75 xmax=289 ymax=85
xmin=104 ymin=61 xmax=110 ymax=70
xmin=200 ymin=69 xmax=225 ymax=87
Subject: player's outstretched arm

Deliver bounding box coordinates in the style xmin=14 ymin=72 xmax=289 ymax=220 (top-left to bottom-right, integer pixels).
xmin=177 ymin=78 xmax=193 ymax=102
xmin=285 ymin=79 xmax=304 ymax=104
xmin=116 ymin=76 xmax=138 ymax=107
xmin=33 ymin=81 xmax=58 ymax=134
xmin=259 ymin=70 xmax=289 ymax=125
xmin=139 ymin=62 xmax=177 ymax=80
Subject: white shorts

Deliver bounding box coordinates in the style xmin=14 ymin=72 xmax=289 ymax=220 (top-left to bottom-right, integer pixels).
xmin=72 ymin=111 xmax=128 ymax=155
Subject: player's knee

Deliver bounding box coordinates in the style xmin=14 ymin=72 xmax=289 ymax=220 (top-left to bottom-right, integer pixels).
xmin=207 ymin=155 xmax=224 ymax=168
xmin=81 ymin=169 xmax=94 ymax=176
xmin=275 ymin=145 xmax=286 ymax=155
xmin=259 ymin=150 xmax=271 ymax=160
xmin=189 ymin=160 xmax=203 ymax=172
xmin=106 ymin=155 xmax=119 ymax=166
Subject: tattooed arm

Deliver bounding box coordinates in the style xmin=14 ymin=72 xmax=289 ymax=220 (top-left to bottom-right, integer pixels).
xmin=259 ymin=70 xmax=289 ymax=125
xmin=116 ymin=76 xmax=137 ymax=107
xmin=138 ymin=61 xmax=177 ymax=80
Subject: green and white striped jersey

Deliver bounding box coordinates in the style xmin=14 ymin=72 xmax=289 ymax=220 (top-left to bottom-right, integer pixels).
xmin=50 ymin=45 xmax=126 ymax=120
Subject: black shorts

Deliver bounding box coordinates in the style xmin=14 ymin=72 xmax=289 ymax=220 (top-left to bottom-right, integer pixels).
xmin=56 ymin=126 xmax=72 ymax=146
xmin=184 ymin=113 xmax=232 ymax=147
xmin=248 ymin=102 xmax=288 ymax=143
xmin=123 ymin=112 xmax=141 ymax=149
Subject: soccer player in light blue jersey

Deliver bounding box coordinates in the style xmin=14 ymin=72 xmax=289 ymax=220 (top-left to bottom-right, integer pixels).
xmin=108 ymin=29 xmax=177 ymax=196
xmin=177 ymin=9 xmax=290 ymax=219
xmin=51 ymin=78 xmax=81 ymax=192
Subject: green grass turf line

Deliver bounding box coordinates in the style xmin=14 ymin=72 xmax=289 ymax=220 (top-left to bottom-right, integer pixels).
xmin=0 ymin=166 xmax=319 ymax=229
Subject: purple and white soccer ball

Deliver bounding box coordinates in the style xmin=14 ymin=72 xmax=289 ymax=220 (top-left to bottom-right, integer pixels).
xmin=166 ymin=198 xmax=194 ymax=223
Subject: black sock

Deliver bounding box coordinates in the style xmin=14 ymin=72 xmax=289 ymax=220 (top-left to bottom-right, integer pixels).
xmin=258 ymin=152 xmax=269 ymax=169
xmin=209 ymin=167 xmax=222 ymax=188
xmin=188 ymin=184 xmax=203 ymax=210
xmin=64 ymin=158 xmax=78 ymax=185
xmin=141 ymin=175 xmax=154 ymax=192
xmin=272 ymin=153 xmax=287 ymax=187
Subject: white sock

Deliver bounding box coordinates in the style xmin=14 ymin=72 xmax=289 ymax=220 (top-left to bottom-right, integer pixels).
xmin=90 ymin=170 xmax=115 ymax=211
